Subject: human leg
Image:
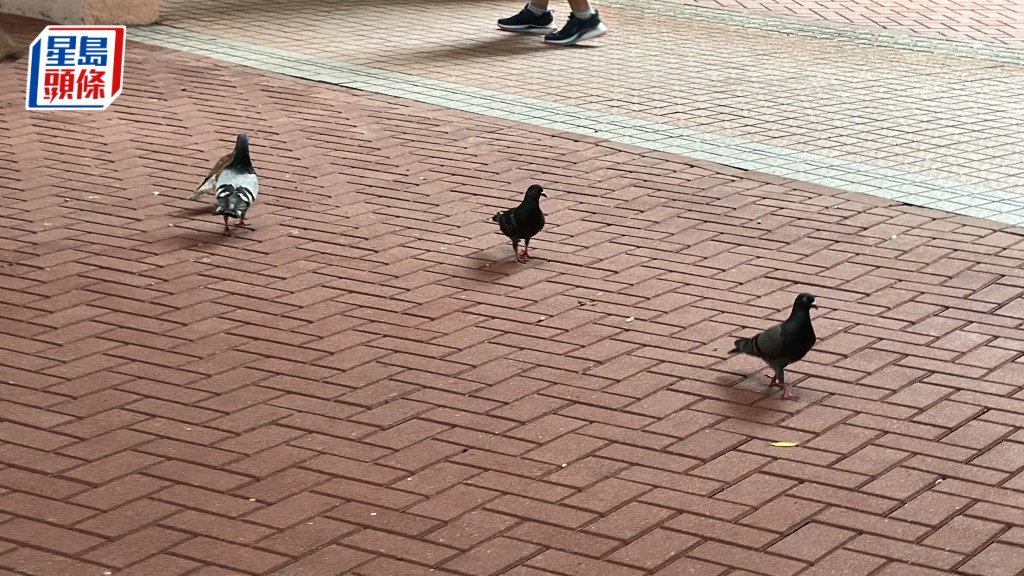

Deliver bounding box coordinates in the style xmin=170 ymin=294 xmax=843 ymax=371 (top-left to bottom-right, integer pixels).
xmin=566 ymin=0 xmax=593 ymax=16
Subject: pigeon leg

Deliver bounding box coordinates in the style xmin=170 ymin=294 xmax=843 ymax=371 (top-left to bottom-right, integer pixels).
xmin=767 ymin=366 xmax=783 ymax=388
xmin=222 ymin=215 xmax=233 ymax=236
xmin=777 ymin=373 xmax=798 ymax=401
xmin=233 ymin=217 xmax=254 ymax=230
xmin=519 ymin=238 xmax=531 ymax=262
xmin=513 ymin=240 xmax=527 ymax=263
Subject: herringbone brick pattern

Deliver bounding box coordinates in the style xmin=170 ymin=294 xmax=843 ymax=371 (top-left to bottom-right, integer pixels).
xmin=2 ymin=14 xmax=1024 ymax=576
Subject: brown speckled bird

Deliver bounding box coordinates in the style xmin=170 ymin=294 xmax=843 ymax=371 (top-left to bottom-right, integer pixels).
xmin=190 ymin=148 xmax=235 ymax=201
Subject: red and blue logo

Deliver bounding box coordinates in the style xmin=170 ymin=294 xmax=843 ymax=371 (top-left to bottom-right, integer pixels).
xmin=25 ymin=25 xmax=125 ymax=111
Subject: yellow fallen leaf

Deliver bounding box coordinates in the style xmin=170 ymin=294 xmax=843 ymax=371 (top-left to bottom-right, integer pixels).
xmin=771 ymin=441 xmax=800 ymax=447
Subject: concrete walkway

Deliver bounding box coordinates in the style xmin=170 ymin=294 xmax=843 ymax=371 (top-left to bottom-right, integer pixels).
xmin=2 ymin=2 xmax=1024 ymax=575
xmin=670 ymin=0 xmax=1024 ymax=50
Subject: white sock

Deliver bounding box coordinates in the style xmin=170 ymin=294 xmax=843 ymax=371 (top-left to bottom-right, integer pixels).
xmin=572 ymin=6 xmax=595 ymax=18
xmin=527 ymin=2 xmax=548 ymax=15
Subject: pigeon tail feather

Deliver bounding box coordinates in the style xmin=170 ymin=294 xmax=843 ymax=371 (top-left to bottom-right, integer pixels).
xmin=729 ymin=337 xmax=759 ymax=357
xmin=728 ymin=339 xmax=745 ymax=355
xmin=214 ymin=204 xmax=248 ymax=219
xmin=214 ymin=183 xmax=255 ymax=220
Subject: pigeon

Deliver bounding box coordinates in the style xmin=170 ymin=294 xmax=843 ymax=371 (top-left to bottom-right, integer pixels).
xmin=729 ymin=292 xmax=817 ymax=400
xmin=492 ymin=184 xmax=546 ymax=263
xmin=0 ymin=27 xmax=28 ymax=62
xmin=212 ymin=133 xmax=258 ymax=236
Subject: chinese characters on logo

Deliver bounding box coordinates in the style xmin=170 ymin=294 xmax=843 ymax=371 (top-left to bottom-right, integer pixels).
xmin=26 ymin=26 xmax=125 ymax=110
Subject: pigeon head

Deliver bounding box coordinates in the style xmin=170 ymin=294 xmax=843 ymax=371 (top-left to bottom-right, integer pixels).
xmin=794 ymin=293 xmax=818 ymax=310
xmin=525 ymin=184 xmax=547 ymax=199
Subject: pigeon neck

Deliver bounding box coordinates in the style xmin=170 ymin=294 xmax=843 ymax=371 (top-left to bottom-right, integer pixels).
xmin=788 ymin=305 xmax=810 ymax=322
xmin=232 ymin=147 xmax=253 ymax=172
xmin=521 ymin=196 xmax=542 ymax=209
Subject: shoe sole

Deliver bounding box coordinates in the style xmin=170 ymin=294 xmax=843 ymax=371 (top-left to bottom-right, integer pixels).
xmin=544 ymin=21 xmax=607 ymax=46
xmin=498 ymin=23 xmax=557 ymax=33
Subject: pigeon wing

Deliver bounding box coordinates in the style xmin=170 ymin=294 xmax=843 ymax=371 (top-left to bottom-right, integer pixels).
xmin=777 ymin=316 xmax=816 ymax=363
xmin=515 ymin=206 xmax=544 ymax=240
xmin=749 ymin=324 xmax=788 ymax=360
xmin=495 ymin=209 xmax=518 ymax=239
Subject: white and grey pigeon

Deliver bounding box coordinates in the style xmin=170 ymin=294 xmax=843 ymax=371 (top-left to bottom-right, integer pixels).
xmin=212 ymin=133 xmax=258 ymax=236
xmin=492 ymin=184 xmax=546 ymax=263
xmin=729 ymin=292 xmax=817 ymax=400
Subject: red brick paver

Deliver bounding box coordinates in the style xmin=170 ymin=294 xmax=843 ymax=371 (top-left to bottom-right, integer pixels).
xmin=3 ymin=9 xmax=1024 ymax=576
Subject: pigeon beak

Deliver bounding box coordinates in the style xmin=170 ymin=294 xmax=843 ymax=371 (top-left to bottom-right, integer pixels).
xmin=810 ymin=303 xmax=819 ymax=309
xmin=541 ymin=193 xmax=547 ymax=198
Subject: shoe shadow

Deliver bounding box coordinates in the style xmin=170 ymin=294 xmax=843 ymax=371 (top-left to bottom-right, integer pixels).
xmin=391 ymin=33 xmax=553 ymax=62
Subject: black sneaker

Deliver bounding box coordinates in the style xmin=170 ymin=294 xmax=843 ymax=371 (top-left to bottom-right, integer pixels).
xmin=498 ymin=4 xmax=556 ymax=33
xmin=544 ymin=11 xmax=607 ymax=46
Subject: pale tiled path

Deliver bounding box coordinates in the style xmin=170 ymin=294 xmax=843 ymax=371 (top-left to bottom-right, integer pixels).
xmin=136 ymin=0 xmax=1024 ymax=225
xmin=671 ymin=0 xmax=1024 ymax=50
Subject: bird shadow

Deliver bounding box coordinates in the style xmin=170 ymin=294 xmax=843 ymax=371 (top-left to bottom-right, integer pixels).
xmin=170 ymin=204 xmax=259 ymax=243
xmin=177 ymin=205 xmax=214 ymax=216
xmin=466 ymin=246 xmax=554 ymax=274
xmin=716 ymin=372 xmax=778 ymax=400
xmin=721 ymin=371 xmax=814 ymax=408
xmin=464 ymin=255 xmax=520 ymax=277
xmin=173 ymin=229 xmax=258 ymax=248
xmin=714 ymin=372 xmax=749 ymax=387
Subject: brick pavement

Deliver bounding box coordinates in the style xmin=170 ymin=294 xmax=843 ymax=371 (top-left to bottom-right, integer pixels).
xmin=3 ymin=8 xmax=1024 ymax=576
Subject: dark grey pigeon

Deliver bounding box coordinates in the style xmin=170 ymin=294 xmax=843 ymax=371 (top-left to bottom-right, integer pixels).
xmin=213 ymin=133 xmax=258 ymax=236
xmin=729 ymin=292 xmax=817 ymax=400
xmin=492 ymin=184 xmax=546 ymax=263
